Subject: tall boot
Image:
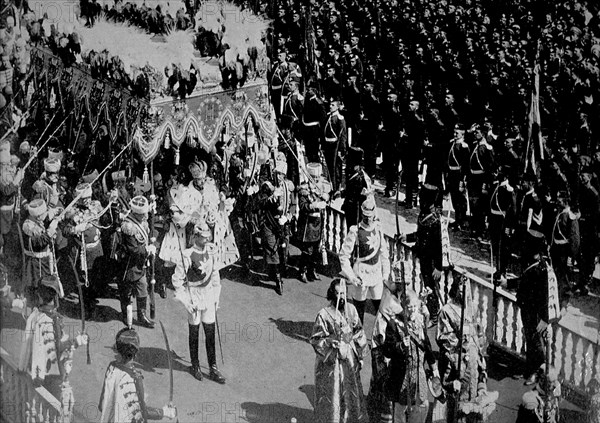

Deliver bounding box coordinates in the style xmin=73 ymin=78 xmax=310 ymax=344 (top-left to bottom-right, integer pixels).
xmin=136 ymin=297 xmax=155 ymax=328
xmin=306 ymin=263 xmax=321 ymax=281
xmin=298 ymin=266 xmax=308 ymax=283
xmin=354 ymin=299 xmax=366 ymax=324
xmin=270 ymin=264 xmax=283 ymax=295
xmin=203 ymin=322 xmax=226 ymax=384
xmin=188 ymin=324 xmax=202 ymax=381
xmin=121 ymin=303 xmax=133 ymax=329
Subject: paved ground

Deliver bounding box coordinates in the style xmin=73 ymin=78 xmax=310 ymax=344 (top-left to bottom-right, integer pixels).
xmin=1 ymin=241 xmax=587 ymax=422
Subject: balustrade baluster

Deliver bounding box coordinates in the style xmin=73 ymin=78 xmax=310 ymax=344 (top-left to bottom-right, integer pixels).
xmin=333 ymin=212 xmax=341 ymax=253
xmin=573 ymin=336 xmax=584 ymax=389
xmin=339 ymin=214 xmax=347 ymax=254
xmin=552 ymin=326 xmax=564 ymax=377
xmin=582 ymin=340 xmax=595 ymax=388
xmin=563 ymin=331 xmax=574 ymax=385
xmin=514 ymin=307 xmax=524 ymax=355
xmin=505 ymin=301 xmax=515 ymax=350
xmin=325 ymin=209 xmax=332 ymax=251
xmin=496 ymin=298 xmax=506 ymax=345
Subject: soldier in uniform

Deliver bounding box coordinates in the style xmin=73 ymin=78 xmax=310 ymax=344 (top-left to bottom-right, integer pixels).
xmin=98 ymin=328 xmax=177 ymax=422
xmin=445 ymin=123 xmax=470 ymax=231
xmin=341 ymin=146 xmax=373 ymax=228
xmin=281 ymin=77 xmax=304 ymax=137
xmin=297 ymin=163 xmax=329 ymax=284
xmin=119 ymin=196 xmax=156 ymax=329
xmin=468 ymin=124 xmax=496 ymax=241
xmin=322 ymin=98 xmax=347 ymax=194
xmin=22 ymin=199 xmax=60 ymax=302
xmin=488 ymin=168 xmax=516 ymax=285
xmin=19 ymin=275 xmax=88 ymax=399
xmin=576 ymin=170 xmax=600 ymax=295
xmin=63 ymin=183 xmax=116 ymax=316
xmin=172 ymin=221 xmax=226 ymax=384
xmin=0 ymin=140 xmax=23 ymax=260
xmin=339 ymin=197 xmax=390 ymax=324
xmin=548 ymin=191 xmax=579 ymax=309
xmin=32 ymin=157 xmax=64 ymax=220
xmin=517 ymin=174 xmax=546 ymax=266
xmin=302 ymin=86 xmax=327 ymax=163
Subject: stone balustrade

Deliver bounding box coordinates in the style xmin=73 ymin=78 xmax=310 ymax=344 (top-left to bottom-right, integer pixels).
xmin=0 ymin=348 xmax=70 ymax=423
xmin=323 ymin=206 xmax=599 ymax=408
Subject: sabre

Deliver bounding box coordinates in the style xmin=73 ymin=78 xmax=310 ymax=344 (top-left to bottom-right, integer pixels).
xmin=68 ymin=256 xmax=91 ymax=364
xmin=149 ymin=161 xmax=156 ymax=320
xmin=0 ymin=99 xmax=40 ymax=143
xmin=215 ymin=310 xmax=224 ymax=365
xmin=21 ymin=111 xmax=74 ymax=173
xmin=159 ymin=321 xmax=176 ymax=415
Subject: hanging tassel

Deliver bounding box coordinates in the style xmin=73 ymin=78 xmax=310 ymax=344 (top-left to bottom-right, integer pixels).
xmin=321 ymin=244 xmax=328 ymax=266
xmin=174 ymin=148 xmax=180 ymax=165
xmin=143 ymin=166 xmax=149 ymax=184
xmin=164 ymin=133 xmax=171 ymax=149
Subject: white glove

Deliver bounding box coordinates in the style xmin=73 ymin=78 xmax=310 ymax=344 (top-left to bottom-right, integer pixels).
xmin=76 ymin=333 xmax=89 ymax=346
xmin=162 ymin=405 xmax=177 ymax=420
xmin=146 ymin=244 xmax=157 ymax=256
xmin=278 ymin=216 xmax=288 ymax=225
xmin=453 ymin=380 xmax=462 ymax=392
xmin=312 ymin=201 xmax=326 ymax=210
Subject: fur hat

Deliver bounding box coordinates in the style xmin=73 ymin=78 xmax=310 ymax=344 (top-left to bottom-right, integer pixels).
xmin=81 ymin=170 xmax=99 ymax=184
xmin=40 ymin=275 xmax=61 ymax=295
xmin=189 ymin=160 xmax=207 ymax=179
xmin=129 ymin=195 xmax=149 ymax=214
xmin=27 ymin=199 xmax=48 ymax=218
xmin=116 ymin=328 xmax=140 ymax=352
xmin=75 ymin=182 xmax=93 ymax=199
xmin=43 ymin=157 xmax=61 ymax=173
xmin=47 ymin=146 xmax=63 ymax=162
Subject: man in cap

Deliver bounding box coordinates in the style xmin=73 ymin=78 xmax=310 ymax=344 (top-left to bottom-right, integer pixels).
xmin=172 ymin=220 xmax=226 ymax=384
xmin=488 ymin=167 xmax=516 ymax=285
xmin=516 ymin=365 xmax=561 ymax=423
xmin=99 ymin=328 xmax=177 ymax=422
xmin=383 ymin=289 xmax=439 ymax=422
xmin=32 ymin=157 xmax=64 ymax=220
xmin=281 ymin=76 xmax=304 ymax=135
xmin=468 ymin=124 xmax=496 ymax=241
xmin=381 ymin=91 xmax=402 ymax=198
xmin=322 ymin=97 xmax=347 ymax=194
xmin=21 ymin=199 xmax=60 ymax=303
xmin=341 ymin=146 xmax=373 ymax=227
xmin=340 ymin=197 xmax=390 ymax=324
xmin=19 ymin=275 xmax=88 ymax=399
xmin=297 ymin=163 xmax=329 ymax=283
xmin=0 ymin=139 xmax=23 ymax=257
xmin=119 ymin=195 xmax=156 ymax=329
xmin=302 ymin=85 xmax=327 ymax=163
xmin=401 ymin=99 xmax=426 ymax=209
xmin=63 ymin=183 xmax=117 ymax=316
xmin=358 ymin=79 xmax=381 ymax=177
xmin=270 ymin=50 xmax=290 ymax=121
xmin=516 ymin=173 xmax=546 ymax=266
xmin=445 ymin=123 xmax=470 ymax=230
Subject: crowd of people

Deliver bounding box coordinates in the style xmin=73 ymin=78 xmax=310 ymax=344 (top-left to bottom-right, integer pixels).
xmin=1 ymin=0 xmax=600 ymax=422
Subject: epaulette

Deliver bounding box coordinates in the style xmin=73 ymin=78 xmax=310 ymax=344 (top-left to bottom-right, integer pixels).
xmin=285 ymin=180 xmax=295 ymax=191
xmin=22 ymin=219 xmax=44 ymax=237
xmin=348 ymin=225 xmax=358 ymax=234
xmin=121 ymin=220 xmax=137 ymax=236
xmin=568 ymin=210 xmax=577 ymax=220
xmin=485 ymin=143 xmax=493 ymax=150
xmin=506 ymin=184 xmax=514 ymax=193
xmin=338 ymin=114 xmax=345 ymax=120
xmin=297 ymin=93 xmax=304 ymax=101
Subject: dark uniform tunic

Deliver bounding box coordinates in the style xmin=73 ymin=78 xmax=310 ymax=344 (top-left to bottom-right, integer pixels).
xmin=322 ymin=110 xmax=347 ymax=192
xmin=469 ymin=140 xmax=495 ymax=236
xmin=341 ymin=168 xmax=371 ymax=227
xmin=446 ymin=136 xmax=470 ymax=226
xmin=488 ymin=180 xmax=516 ymax=277
xmin=22 ymin=217 xmax=54 ymax=298
xmin=119 ymin=215 xmax=150 ymax=303
xmin=296 ymin=182 xmax=325 ymax=272
xmin=549 ymin=207 xmax=579 ymax=306
xmin=302 ymin=92 xmax=327 ymax=163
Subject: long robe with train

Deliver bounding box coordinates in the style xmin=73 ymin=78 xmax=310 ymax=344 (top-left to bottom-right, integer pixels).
xmin=98 ymin=361 xmax=164 ymax=423
xmin=310 ymin=303 xmax=368 ymax=423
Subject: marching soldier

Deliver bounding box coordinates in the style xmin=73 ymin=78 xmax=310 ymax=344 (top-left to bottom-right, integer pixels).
xmin=19 ymin=275 xmax=88 ymax=399
xmin=99 ymin=328 xmax=177 ymax=422
xmin=297 ymin=163 xmax=329 ymax=284
xmin=0 ymin=140 xmax=23 ymax=258
xmin=172 ymin=221 xmax=226 ymax=384
xmin=339 ymin=197 xmax=390 ymax=324
xmin=548 ymin=191 xmax=579 ymax=309
xmin=119 ymin=195 xmax=156 ymax=329
xmin=517 ymin=174 xmax=546 ymax=266
xmin=302 ymin=86 xmax=327 ymax=163
xmin=445 ymin=123 xmax=470 ymax=231
xmin=63 ymin=183 xmax=116 ymax=317
xmin=22 ymin=199 xmax=60 ymax=302
xmin=468 ymin=124 xmax=496 ymax=241
xmin=281 ymin=77 xmax=304 ymax=136
xmin=489 ymin=168 xmax=516 ymax=285
xmin=341 ymin=146 xmax=373 ymax=227
xmin=322 ymin=97 xmax=347 ymax=194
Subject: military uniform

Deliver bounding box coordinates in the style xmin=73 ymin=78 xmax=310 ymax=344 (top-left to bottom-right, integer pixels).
xmin=31 ymin=158 xmax=64 ymax=220
xmin=341 ymin=164 xmax=372 ymax=228
xmin=0 ymin=141 xmax=22 ymax=256
xmin=339 ymin=198 xmax=390 ymax=324
xmin=322 ymin=107 xmax=347 ymax=192
xmin=119 ymin=196 xmax=154 ymax=328
xmin=445 ymin=131 xmax=470 ymax=229
xmin=302 ymin=89 xmax=326 ymax=162
xmin=296 ymin=164 xmax=328 ymax=282
xmin=281 ymin=87 xmax=304 ymax=135
xmin=172 ymin=225 xmax=226 ymax=384
xmin=518 ymin=187 xmax=546 ymax=263
xmin=549 ymin=202 xmax=579 ymax=307
xmin=488 ymin=178 xmax=516 ymax=282
xmin=468 ymin=137 xmax=495 ymax=237
xmin=578 ymin=179 xmax=600 ymax=290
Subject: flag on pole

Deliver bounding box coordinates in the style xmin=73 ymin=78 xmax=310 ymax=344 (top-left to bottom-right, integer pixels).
xmin=303 ymin=6 xmax=320 ymax=87
xmin=524 ymin=63 xmax=544 ymax=177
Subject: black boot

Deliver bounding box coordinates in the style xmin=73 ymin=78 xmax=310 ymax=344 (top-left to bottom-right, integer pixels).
xmin=354 ymin=299 xmax=366 ymax=324
xmin=136 ymin=297 xmax=155 ymax=328
xmin=203 ymin=322 xmax=226 ymax=384
xmin=275 ymin=273 xmax=283 ymax=295
xmin=306 ymin=266 xmax=321 ymax=281
xmin=298 ymin=267 xmax=308 ymax=283
xmin=188 ymin=324 xmax=202 ymax=381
